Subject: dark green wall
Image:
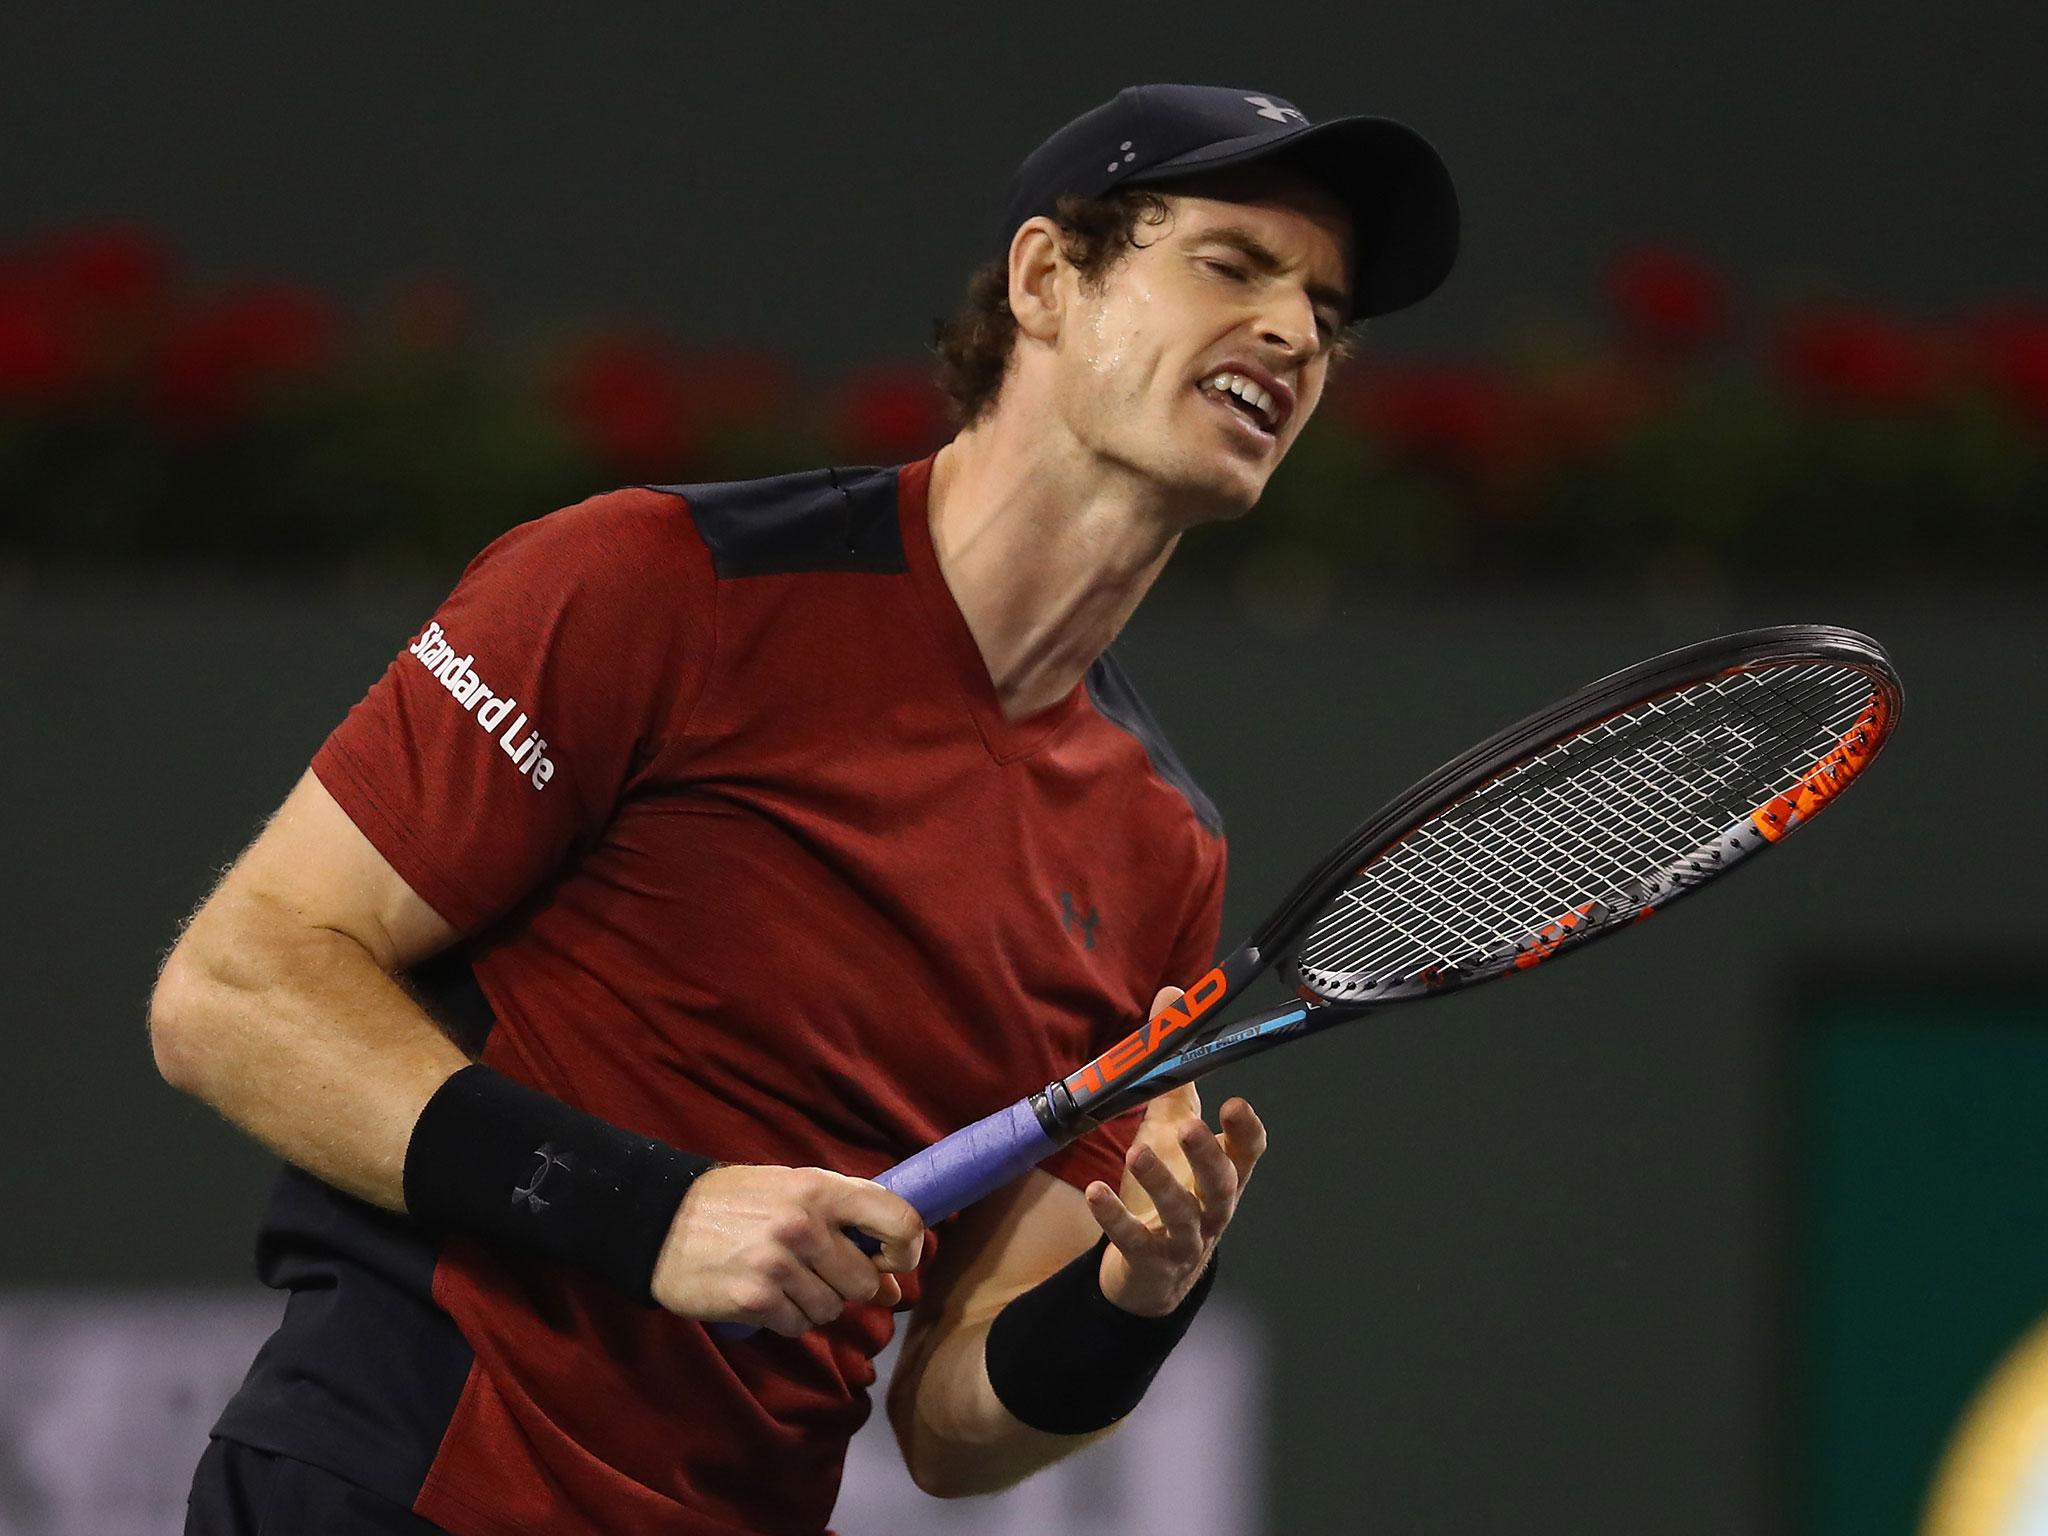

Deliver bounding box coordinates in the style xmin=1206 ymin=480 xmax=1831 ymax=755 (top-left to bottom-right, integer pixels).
xmin=5 ymin=1 xmax=2042 ymax=369
xmin=1797 ymin=988 xmax=2048 ymax=1536
xmin=7 ymin=567 xmax=2039 ymax=1534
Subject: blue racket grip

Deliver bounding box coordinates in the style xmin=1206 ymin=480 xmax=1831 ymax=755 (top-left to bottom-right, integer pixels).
xmin=873 ymin=1096 xmax=1061 ymax=1225
xmin=711 ymin=1097 xmax=1059 ymax=1340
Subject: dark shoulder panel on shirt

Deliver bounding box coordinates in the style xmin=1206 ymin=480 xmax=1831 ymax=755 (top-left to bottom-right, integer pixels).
xmin=643 ymin=464 xmax=905 ymax=579
xmin=1085 ymin=652 xmax=1223 ymax=837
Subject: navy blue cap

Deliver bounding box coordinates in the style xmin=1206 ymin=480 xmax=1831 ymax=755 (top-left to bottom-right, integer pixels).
xmin=998 ymin=84 xmax=1460 ymax=320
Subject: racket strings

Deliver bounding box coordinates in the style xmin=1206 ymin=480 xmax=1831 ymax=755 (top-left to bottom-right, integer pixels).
xmin=1305 ymin=666 xmax=1871 ymax=981
xmin=1323 ymin=668 xmax=1869 ymax=972
xmin=1295 ymin=663 xmax=1878 ymax=994
xmin=1314 ymin=703 xmax=1788 ymax=973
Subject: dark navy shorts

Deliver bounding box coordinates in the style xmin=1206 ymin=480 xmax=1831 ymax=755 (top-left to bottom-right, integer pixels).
xmin=185 ymin=1439 xmax=449 ymax=1536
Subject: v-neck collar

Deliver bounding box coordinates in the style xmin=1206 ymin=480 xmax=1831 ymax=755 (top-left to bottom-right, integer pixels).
xmin=896 ymin=455 xmax=1086 ymax=765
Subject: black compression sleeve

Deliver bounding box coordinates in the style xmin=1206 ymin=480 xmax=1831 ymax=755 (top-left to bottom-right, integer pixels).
xmin=401 ymin=1064 xmax=714 ymax=1303
xmin=983 ymin=1236 xmax=1218 ymax=1435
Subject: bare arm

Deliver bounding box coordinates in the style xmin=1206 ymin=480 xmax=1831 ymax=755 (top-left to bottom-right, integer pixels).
xmin=149 ymin=769 xmax=469 ymax=1207
xmin=887 ymin=1167 xmax=1111 ymax=1497
xmin=887 ymin=1006 xmax=1267 ymax=1498
xmin=149 ymin=768 xmax=922 ymax=1329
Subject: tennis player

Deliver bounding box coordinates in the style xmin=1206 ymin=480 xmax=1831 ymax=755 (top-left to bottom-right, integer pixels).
xmin=151 ymin=84 xmax=1456 ymax=1535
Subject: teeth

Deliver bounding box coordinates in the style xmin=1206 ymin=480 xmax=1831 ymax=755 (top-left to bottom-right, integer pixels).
xmin=1202 ymin=371 xmax=1276 ymax=427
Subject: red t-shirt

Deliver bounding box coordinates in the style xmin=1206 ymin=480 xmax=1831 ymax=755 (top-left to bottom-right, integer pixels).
xmin=243 ymin=458 xmax=1224 ymax=1535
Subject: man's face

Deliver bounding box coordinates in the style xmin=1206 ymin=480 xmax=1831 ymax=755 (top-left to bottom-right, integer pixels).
xmin=1047 ymin=174 xmax=1354 ymax=519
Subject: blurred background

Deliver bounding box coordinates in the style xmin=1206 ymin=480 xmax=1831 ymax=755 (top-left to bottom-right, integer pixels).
xmin=4 ymin=3 xmax=2044 ymax=1534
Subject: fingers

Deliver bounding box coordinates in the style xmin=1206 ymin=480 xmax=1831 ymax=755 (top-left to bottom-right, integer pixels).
xmin=1086 ymin=1179 xmax=1155 ymax=1255
xmin=652 ymin=1164 xmax=921 ymax=1335
xmin=807 ymin=1225 xmax=897 ymax=1306
xmin=1219 ymin=1096 xmax=1268 ymax=1192
xmin=775 ymin=1172 xmax=920 ymax=1317
xmin=742 ymin=1224 xmax=906 ymax=1337
xmin=1109 ymin=1097 xmax=1266 ymax=1247
xmin=1177 ymin=1117 xmax=1241 ymax=1240
xmin=1127 ymin=1142 xmax=1203 ymax=1242
xmin=1089 ymin=1097 xmax=1266 ymax=1317
xmin=828 ymin=1174 xmax=926 ymax=1272
xmin=1093 ymin=1141 xmax=1206 ymax=1273
xmin=774 ymin=1263 xmax=850 ymax=1336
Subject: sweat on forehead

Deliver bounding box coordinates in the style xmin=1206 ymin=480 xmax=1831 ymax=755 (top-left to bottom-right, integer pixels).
xmin=1121 ymin=177 xmax=1355 ymax=316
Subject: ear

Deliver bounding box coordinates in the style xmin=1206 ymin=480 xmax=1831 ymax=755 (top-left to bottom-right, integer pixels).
xmin=1006 ymin=217 xmax=1066 ymax=346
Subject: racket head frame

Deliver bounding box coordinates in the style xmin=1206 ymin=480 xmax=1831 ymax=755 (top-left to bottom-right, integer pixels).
xmin=1042 ymin=624 xmax=1900 ymax=1135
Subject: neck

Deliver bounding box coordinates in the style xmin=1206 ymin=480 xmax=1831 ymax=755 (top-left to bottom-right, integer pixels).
xmin=926 ymin=419 xmax=1184 ymax=722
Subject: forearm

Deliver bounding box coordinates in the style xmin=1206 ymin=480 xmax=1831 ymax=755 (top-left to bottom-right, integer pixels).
xmin=150 ymin=888 xmax=468 ymax=1211
xmin=888 ymin=1311 xmax=1112 ymax=1499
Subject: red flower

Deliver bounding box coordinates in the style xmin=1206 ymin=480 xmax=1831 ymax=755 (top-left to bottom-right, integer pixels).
xmin=151 ymin=283 xmax=342 ymax=435
xmin=550 ymin=332 xmax=697 ymax=471
xmin=0 ymin=224 xmax=177 ymax=405
xmin=1336 ymin=361 xmax=1528 ymax=474
xmin=0 ymin=276 xmax=85 ymax=402
xmin=1775 ymin=308 xmax=1947 ymax=412
xmin=832 ymin=363 xmax=950 ymax=461
xmin=39 ymin=224 xmax=174 ymax=318
xmin=1606 ymin=246 xmax=1729 ymax=356
xmin=1962 ymin=303 xmax=2048 ymax=433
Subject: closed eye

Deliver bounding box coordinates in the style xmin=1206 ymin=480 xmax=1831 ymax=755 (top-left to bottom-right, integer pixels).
xmin=1197 ymin=244 xmax=1343 ymax=343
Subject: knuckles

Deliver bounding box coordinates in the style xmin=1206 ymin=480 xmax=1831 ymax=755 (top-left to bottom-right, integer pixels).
xmin=766 ymin=1208 xmax=823 ymax=1251
xmin=733 ymin=1280 xmax=781 ymax=1318
xmin=791 ymin=1167 xmax=839 ymax=1203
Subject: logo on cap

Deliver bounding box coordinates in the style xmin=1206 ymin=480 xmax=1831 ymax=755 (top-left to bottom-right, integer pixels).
xmin=1244 ymin=96 xmax=1307 ymax=125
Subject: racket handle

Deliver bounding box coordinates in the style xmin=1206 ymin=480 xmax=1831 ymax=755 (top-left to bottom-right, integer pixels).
xmin=873 ymin=1095 xmax=1061 ymax=1225
xmin=710 ymin=1096 xmax=1060 ymax=1341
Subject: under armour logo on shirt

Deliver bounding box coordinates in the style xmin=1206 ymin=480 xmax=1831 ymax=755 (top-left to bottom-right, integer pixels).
xmin=1245 ymin=96 xmax=1307 ymax=125
xmin=1059 ymin=892 xmax=1102 ymax=951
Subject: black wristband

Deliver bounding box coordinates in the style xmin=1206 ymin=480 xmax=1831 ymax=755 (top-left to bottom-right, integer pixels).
xmin=983 ymin=1236 xmax=1218 ymax=1435
xmin=401 ymin=1064 xmax=714 ymax=1304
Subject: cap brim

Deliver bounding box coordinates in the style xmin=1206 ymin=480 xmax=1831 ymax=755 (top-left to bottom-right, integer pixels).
xmin=1128 ymin=115 xmax=1459 ymax=320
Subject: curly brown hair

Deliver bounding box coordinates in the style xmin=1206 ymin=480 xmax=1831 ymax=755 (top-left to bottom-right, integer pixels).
xmin=931 ymin=190 xmax=1174 ymax=429
xmin=931 ymin=181 xmax=1357 ymax=428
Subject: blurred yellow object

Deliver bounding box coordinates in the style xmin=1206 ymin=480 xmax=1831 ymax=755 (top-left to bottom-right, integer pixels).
xmin=1923 ymin=1309 xmax=2048 ymax=1535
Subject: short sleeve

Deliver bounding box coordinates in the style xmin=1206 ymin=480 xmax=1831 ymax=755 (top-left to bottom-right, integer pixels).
xmin=1039 ymin=833 xmax=1229 ymax=1194
xmin=311 ymin=488 xmax=712 ymax=935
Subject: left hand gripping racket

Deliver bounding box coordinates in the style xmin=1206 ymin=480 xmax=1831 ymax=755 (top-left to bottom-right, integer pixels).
xmin=724 ymin=625 xmax=1898 ymax=1335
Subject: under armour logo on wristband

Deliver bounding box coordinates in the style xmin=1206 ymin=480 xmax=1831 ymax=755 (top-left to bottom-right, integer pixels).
xmin=512 ymin=1142 xmax=571 ymax=1213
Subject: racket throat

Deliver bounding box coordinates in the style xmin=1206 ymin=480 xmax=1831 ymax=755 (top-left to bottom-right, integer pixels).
xmin=1034 ymin=1082 xmax=1096 ymax=1141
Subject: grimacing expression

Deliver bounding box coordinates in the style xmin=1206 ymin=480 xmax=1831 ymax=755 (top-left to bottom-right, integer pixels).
xmin=1053 ymin=175 xmax=1354 ymax=518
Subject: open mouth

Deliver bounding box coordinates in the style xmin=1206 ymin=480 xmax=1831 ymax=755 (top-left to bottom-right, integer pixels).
xmin=1198 ymin=370 xmax=1280 ymax=439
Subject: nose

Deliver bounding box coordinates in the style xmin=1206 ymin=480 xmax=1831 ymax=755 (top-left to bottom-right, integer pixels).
xmin=1257 ymin=283 xmax=1321 ymax=359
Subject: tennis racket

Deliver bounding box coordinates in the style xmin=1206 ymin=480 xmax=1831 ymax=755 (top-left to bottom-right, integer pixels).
xmin=724 ymin=624 xmax=1898 ymax=1335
